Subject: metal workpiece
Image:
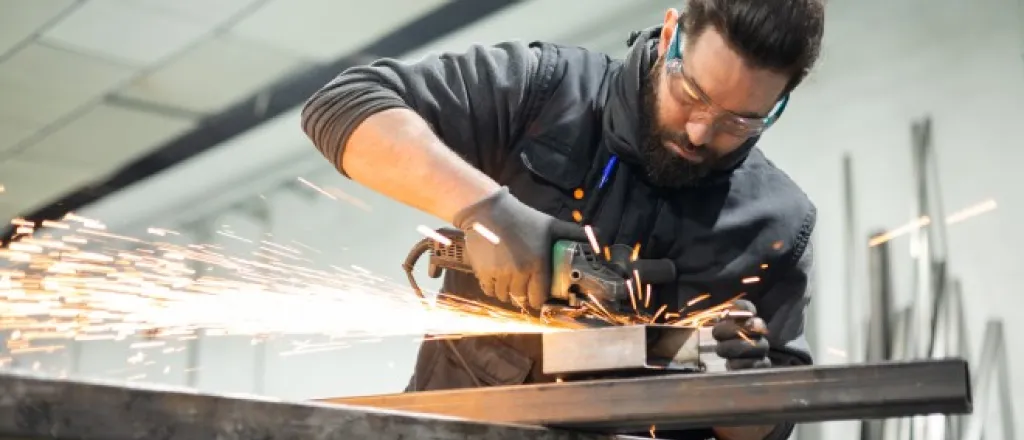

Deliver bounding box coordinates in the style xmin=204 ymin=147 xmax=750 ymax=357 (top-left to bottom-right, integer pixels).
xmin=330 ymin=359 xmax=972 ymax=433
xmin=0 ymin=371 xmax=637 ymax=440
xmin=541 ymin=325 xmax=724 ymax=376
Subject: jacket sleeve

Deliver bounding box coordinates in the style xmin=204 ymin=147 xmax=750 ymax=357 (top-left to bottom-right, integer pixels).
xmin=300 ymin=41 xmax=541 ymax=178
xmin=761 ymin=239 xmax=815 ymax=367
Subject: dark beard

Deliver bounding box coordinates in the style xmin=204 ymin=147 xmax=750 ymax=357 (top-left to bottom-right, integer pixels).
xmin=637 ymin=58 xmax=719 ymax=189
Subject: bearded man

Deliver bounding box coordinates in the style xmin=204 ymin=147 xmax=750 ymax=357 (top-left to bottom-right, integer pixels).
xmin=301 ymin=1 xmax=825 ymax=438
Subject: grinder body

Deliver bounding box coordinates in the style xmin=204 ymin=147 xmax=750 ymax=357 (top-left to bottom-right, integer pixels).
xmin=548 ymin=239 xmax=630 ymax=313
xmin=417 ymin=228 xmax=673 ymax=323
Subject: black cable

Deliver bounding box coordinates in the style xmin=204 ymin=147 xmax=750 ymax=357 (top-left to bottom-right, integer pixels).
xmin=402 ymin=238 xmax=434 ymax=299
xmin=401 ymin=235 xmax=484 ymax=387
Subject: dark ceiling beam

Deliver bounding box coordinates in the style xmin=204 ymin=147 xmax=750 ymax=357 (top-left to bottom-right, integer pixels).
xmin=2 ymin=0 xmax=520 ymax=246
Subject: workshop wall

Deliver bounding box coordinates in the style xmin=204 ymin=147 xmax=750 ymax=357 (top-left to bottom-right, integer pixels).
xmin=760 ymin=0 xmax=1024 ymax=435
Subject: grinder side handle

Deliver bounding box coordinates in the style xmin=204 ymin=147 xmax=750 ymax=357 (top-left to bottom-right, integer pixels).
xmin=549 ymin=240 xmax=628 ymax=308
xmin=426 ymin=228 xmax=474 ymax=277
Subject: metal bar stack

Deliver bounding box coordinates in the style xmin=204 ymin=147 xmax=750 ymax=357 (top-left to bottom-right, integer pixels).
xmin=854 ymin=117 xmax=1016 ymax=440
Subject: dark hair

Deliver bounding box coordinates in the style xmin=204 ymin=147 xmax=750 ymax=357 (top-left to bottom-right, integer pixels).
xmin=681 ymin=0 xmax=825 ymax=92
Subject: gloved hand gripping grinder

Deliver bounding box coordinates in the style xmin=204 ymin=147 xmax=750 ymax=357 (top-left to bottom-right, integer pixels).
xmin=403 ymin=228 xmax=677 ymax=324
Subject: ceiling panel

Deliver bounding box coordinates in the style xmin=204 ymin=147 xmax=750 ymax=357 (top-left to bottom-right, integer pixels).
xmin=0 ymin=83 xmax=83 ymax=134
xmin=0 ymin=158 xmax=98 ymax=213
xmin=17 ymin=103 xmax=197 ymax=177
xmin=228 ymin=0 xmax=451 ymax=60
xmin=0 ymin=120 xmax=38 ymax=156
xmin=40 ymin=0 xmax=213 ymax=66
xmin=117 ymin=34 xmax=311 ymax=113
xmin=0 ymin=42 xmax=137 ymax=153
xmin=4 ymin=0 xmax=503 ymax=230
xmin=0 ymin=0 xmax=77 ymax=57
xmin=128 ymin=0 xmax=262 ymax=26
xmin=0 ymin=43 xmax=136 ymax=95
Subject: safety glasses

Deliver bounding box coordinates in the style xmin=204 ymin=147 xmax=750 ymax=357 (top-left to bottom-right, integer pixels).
xmin=664 ymin=23 xmax=788 ymax=138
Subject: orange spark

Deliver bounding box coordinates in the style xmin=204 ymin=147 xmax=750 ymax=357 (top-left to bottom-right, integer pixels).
xmin=869 ymin=198 xmax=997 ymax=246
xmin=687 ymin=294 xmax=710 ymax=307
xmin=633 ymin=269 xmax=643 ymax=305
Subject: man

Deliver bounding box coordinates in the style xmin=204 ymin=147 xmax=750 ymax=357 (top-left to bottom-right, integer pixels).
xmin=302 ymin=0 xmax=824 ymax=438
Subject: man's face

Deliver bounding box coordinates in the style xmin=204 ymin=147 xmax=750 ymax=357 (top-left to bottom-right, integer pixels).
xmin=638 ymin=14 xmax=790 ymax=188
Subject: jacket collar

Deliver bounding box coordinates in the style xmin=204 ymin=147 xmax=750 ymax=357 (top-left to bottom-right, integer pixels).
xmin=601 ymin=26 xmax=659 ymax=165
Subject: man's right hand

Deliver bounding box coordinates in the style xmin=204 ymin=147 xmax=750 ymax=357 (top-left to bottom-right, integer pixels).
xmin=453 ymin=187 xmax=589 ymax=311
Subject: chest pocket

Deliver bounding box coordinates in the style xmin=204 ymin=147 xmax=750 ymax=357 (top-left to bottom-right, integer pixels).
xmin=519 ymin=135 xmax=589 ymax=189
xmin=502 ymin=136 xmax=591 ymax=221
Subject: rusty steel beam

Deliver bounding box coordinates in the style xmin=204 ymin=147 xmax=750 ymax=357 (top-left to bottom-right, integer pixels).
xmin=0 ymin=370 xmax=640 ymax=440
xmin=328 ymin=359 xmax=972 ymax=433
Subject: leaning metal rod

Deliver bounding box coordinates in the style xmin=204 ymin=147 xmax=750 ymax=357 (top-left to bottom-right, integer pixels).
xmin=929 ymin=279 xmax=971 ymax=438
xmin=842 ymin=154 xmax=861 ymax=364
xmin=865 ymin=230 xmax=895 ymax=363
xmin=919 ymin=115 xmax=952 ymax=361
xmin=861 ymin=233 xmax=894 ymax=440
xmin=908 ymin=116 xmax=953 ymax=361
xmin=907 ymin=116 xmax=937 ymax=362
xmin=962 ymin=320 xmax=1017 ymax=440
xmin=994 ymin=324 xmax=1016 ymax=440
xmin=882 ymin=307 xmax=914 ymax=440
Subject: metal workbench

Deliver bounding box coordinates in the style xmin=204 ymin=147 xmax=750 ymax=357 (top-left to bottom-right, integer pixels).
xmin=0 ymin=359 xmax=971 ymax=439
xmin=331 ymin=359 xmax=972 ymax=433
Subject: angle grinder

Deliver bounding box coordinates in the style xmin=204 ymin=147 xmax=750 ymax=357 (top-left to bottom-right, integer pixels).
xmin=403 ymin=228 xmax=677 ymax=326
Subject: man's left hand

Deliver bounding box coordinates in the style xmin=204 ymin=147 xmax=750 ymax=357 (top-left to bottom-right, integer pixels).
xmin=710 ymin=299 xmax=779 ymax=440
xmin=712 ymin=299 xmax=772 ymax=370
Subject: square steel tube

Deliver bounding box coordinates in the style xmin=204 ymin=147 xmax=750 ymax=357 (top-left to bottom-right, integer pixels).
xmin=541 ymin=324 xmax=723 ymax=376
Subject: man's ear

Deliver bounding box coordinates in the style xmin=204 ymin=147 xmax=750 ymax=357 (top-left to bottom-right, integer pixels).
xmin=657 ymin=8 xmax=680 ymax=57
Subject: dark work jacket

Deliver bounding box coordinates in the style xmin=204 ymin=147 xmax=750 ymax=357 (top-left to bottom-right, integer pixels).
xmin=302 ymin=27 xmax=816 ymax=440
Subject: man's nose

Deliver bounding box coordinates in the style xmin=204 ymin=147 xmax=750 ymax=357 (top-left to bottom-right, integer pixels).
xmin=685 ymin=121 xmax=714 ymax=146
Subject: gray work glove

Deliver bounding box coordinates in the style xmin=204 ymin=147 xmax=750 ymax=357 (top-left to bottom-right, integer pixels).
xmin=712 ymin=299 xmax=772 ymax=370
xmin=452 ymin=187 xmax=588 ymax=310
